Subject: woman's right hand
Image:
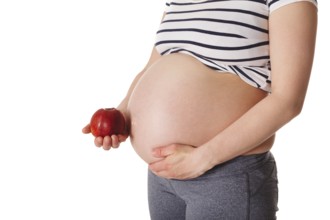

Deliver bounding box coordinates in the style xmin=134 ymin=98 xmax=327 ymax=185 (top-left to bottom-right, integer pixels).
xmin=82 ymin=124 xmax=129 ymax=150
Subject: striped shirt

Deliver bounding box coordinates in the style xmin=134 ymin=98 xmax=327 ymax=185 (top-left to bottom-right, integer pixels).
xmin=155 ymin=0 xmax=318 ymax=92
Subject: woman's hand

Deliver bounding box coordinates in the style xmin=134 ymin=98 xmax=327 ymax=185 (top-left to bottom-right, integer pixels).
xmin=82 ymin=124 xmax=129 ymax=150
xmin=148 ymin=144 xmax=215 ymax=180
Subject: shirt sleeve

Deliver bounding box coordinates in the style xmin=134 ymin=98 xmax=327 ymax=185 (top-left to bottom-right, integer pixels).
xmin=268 ymin=0 xmax=318 ymax=13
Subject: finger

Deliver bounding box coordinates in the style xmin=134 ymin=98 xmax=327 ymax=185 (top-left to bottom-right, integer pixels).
xmin=149 ymin=160 xmax=170 ymax=173
xmin=151 ymin=170 xmax=170 ymax=179
xmin=82 ymin=124 xmax=91 ymax=134
xmin=111 ymin=135 xmax=120 ymax=148
xmin=94 ymin=136 xmax=103 ymax=147
xmin=149 ymin=165 xmax=176 ymax=179
xmin=102 ymin=136 xmax=112 ymax=150
xmin=152 ymin=144 xmax=177 ymax=158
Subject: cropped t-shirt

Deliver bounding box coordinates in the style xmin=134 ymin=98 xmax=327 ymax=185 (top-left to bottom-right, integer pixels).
xmin=155 ymin=0 xmax=318 ymax=92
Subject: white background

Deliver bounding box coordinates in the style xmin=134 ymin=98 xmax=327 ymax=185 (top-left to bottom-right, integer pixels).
xmin=0 ymin=1 xmax=328 ymax=219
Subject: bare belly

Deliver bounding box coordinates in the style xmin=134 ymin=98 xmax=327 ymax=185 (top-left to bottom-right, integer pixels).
xmin=127 ymin=53 xmax=274 ymax=164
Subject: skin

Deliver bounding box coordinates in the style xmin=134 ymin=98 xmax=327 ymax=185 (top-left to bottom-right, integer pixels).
xmin=82 ymin=2 xmax=317 ymax=180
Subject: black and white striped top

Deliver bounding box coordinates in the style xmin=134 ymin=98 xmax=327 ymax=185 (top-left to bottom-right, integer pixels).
xmin=155 ymin=0 xmax=318 ymax=92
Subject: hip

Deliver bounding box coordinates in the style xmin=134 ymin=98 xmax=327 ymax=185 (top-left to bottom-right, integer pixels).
xmin=148 ymin=151 xmax=279 ymax=219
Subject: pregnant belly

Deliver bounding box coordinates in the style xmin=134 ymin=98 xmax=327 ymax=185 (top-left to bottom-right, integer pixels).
xmin=127 ymin=53 xmax=267 ymax=164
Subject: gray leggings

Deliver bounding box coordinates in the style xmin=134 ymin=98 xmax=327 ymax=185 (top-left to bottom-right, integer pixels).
xmin=148 ymin=151 xmax=278 ymax=220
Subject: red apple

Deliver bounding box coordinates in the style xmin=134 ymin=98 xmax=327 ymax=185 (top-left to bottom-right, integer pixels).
xmin=90 ymin=108 xmax=127 ymax=137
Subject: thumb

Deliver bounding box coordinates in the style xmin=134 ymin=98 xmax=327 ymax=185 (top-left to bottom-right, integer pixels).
xmin=82 ymin=124 xmax=91 ymax=134
xmin=152 ymin=144 xmax=177 ymax=158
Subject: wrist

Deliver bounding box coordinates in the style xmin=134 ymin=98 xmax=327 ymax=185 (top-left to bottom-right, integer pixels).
xmin=196 ymin=143 xmax=221 ymax=171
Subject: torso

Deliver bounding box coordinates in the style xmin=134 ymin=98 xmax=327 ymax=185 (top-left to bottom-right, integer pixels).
xmin=127 ymin=53 xmax=274 ymax=164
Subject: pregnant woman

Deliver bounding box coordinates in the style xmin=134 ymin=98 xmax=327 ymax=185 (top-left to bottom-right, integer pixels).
xmin=82 ymin=0 xmax=318 ymax=219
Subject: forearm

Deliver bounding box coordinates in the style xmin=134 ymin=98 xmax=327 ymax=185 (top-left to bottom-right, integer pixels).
xmin=202 ymin=93 xmax=301 ymax=166
xmin=200 ymin=3 xmax=317 ymax=167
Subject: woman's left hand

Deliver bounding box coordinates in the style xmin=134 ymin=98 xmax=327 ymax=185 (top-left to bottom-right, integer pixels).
xmin=148 ymin=144 xmax=214 ymax=180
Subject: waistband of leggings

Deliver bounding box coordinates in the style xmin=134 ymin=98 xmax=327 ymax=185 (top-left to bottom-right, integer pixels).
xmin=205 ymin=151 xmax=275 ymax=175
